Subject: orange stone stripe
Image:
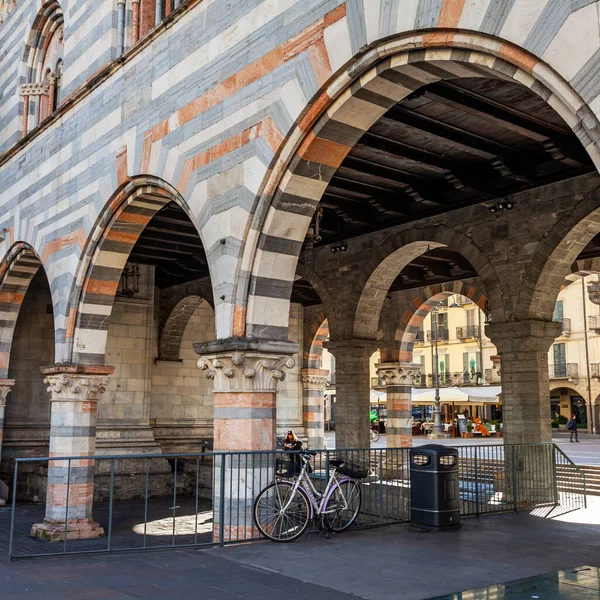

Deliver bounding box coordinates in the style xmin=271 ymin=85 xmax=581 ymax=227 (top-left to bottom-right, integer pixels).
xmin=498 ymin=43 xmax=538 ymax=74
xmin=0 ymin=292 xmax=25 ymax=304
xmin=140 ymin=5 xmax=346 ymax=172
xmin=84 ymin=279 xmax=119 ymax=296
xmin=65 ymin=308 xmax=77 ymax=339
xmin=232 ymin=305 xmax=246 ymax=337
xmin=176 ymin=119 xmax=282 ymax=192
xmin=214 ymin=391 xmax=276 ymax=409
xmin=422 ymin=30 xmax=456 ymax=47
xmin=104 ymin=230 xmax=139 ymax=244
xmin=437 ymin=0 xmax=467 ymax=28
xmin=41 ymin=228 xmax=87 ymax=263
xmin=299 ymin=136 xmax=351 ymax=168
xmin=115 ymin=210 xmax=154 ymax=225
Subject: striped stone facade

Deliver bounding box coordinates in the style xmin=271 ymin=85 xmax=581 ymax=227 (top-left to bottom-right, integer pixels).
xmin=2 ymin=0 xmax=600 ymax=534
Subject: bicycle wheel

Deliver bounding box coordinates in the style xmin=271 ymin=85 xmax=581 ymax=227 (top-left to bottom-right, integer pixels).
xmin=253 ymin=482 xmax=310 ymax=542
xmin=370 ymin=429 xmax=380 ymax=443
xmin=323 ymin=480 xmax=362 ymax=532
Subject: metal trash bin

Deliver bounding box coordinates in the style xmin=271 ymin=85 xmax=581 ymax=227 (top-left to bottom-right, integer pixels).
xmin=410 ymin=444 xmax=460 ymax=529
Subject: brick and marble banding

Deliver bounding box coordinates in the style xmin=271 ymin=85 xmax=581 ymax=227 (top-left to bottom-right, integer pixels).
xmin=0 ymin=245 xmax=42 ymax=378
xmin=375 ymin=362 xmax=421 ymax=449
xmin=31 ymin=365 xmax=114 ymax=541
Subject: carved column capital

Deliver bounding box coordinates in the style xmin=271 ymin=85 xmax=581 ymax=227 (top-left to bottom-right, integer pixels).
xmin=301 ymin=368 xmax=329 ymax=390
xmin=198 ymin=352 xmax=296 ymax=393
xmin=375 ymin=362 xmax=422 ymax=386
xmin=44 ymin=374 xmax=109 ymax=402
xmin=0 ymin=378 xmax=14 ymax=407
xmin=41 ymin=365 xmax=114 ymax=402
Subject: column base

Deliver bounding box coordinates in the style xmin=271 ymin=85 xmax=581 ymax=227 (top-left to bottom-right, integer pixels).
xmin=31 ymin=518 xmax=105 ymax=541
xmin=429 ymin=432 xmax=450 ymax=440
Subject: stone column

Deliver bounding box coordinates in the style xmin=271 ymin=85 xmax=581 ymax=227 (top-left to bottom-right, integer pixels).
xmin=196 ymin=339 xmax=297 ymax=542
xmin=375 ymin=363 xmax=421 ymax=448
xmin=486 ymin=320 xmax=561 ymax=445
xmin=301 ymin=368 xmax=329 ymax=450
xmin=486 ymin=320 xmax=561 ymax=506
xmin=19 ymin=82 xmax=49 ymax=136
xmin=0 ymin=379 xmax=14 ymax=506
xmin=31 ymin=365 xmax=113 ymax=541
xmin=132 ymin=0 xmax=140 ymax=43
xmin=324 ymin=339 xmax=377 ymax=449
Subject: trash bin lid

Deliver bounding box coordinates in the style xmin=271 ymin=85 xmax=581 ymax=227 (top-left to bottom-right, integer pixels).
xmin=410 ymin=444 xmax=458 ymax=456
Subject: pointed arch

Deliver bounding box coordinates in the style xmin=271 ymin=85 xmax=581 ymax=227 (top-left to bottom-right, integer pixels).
xmin=67 ymin=175 xmax=205 ymax=365
xmin=240 ymin=31 xmax=600 ymax=343
xmin=0 ymin=243 xmax=45 ymax=377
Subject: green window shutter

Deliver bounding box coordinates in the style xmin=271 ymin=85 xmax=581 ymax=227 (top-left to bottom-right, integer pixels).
xmin=553 ymin=301 xmax=564 ymax=323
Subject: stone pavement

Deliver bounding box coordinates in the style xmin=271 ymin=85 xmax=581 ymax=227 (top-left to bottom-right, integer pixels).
xmin=0 ymin=549 xmax=361 ymax=599
xmin=209 ymin=498 xmax=600 ymax=600
xmin=0 ymin=500 xmax=598 ymax=599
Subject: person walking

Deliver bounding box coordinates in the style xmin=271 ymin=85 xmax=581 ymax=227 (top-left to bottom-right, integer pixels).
xmin=566 ymin=414 xmax=579 ymax=443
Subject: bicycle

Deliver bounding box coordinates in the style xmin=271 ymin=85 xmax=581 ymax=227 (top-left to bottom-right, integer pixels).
xmin=253 ymin=451 xmax=365 ymax=542
xmin=370 ymin=428 xmax=380 ymax=443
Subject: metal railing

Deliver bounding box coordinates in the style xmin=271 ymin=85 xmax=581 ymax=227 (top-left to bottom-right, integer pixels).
xmin=457 ymin=444 xmax=586 ymax=516
xmin=6 ymin=448 xmax=411 ymax=560
xmin=414 ymin=330 xmax=425 ymax=343
xmin=561 ymin=318 xmax=571 ymax=335
xmin=4 ymin=443 xmax=586 ymax=560
xmin=456 ymin=325 xmax=480 ymax=340
xmin=416 ymin=372 xmax=483 ymax=387
xmin=588 ymin=314 xmax=600 ymax=330
xmin=592 ymin=363 xmax=600 ymax=378
xmin=426 ymin=327 xmax=449 ymax=342
xmin=549 ymin=363 xmax=579 ymax=379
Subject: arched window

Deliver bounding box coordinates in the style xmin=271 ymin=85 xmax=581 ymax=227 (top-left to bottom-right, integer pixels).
xmin=20 ymin=2 xmax=64 ymax=135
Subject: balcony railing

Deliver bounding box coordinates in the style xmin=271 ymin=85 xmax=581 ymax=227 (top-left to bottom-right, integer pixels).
xmin=414 ymin=330 xmax=425 ymax=344
xmin=484 ymin=368 xmax=501 ymax=384
xmin=426 ymin=327 xmax=449 ymax=342
xmin=561 ymin=318 xmax=571 ymax=335
xmin=549 ymin=363 xmax=578 ymax=379
xmin=413 ymin=371 xmax=483 ymax=388
xmin=588 ymin=315 xmax=600 ymax=331
xmin=456 ymin=325 xmax=480 ymax=340
xmin=592 ymin=363 xmax=600 ymax=378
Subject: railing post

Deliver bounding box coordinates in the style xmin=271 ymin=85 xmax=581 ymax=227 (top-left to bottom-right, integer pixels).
xmin=551 ymin=444 xmax=559 ymax=505
xmin=107 ymin=458 xmax=115 ymax=552
xmin=474 ymin=446 xmax=479 ymax=517
xmin=511 ymin=445 xmax=518 ymax=512
xmin=8 ymin=460 xmax=18 ymax=561
xmin=218 ymin=455 xmax=226 ymax=547
xmin=379 ymin=449 xmax=384 ymax=524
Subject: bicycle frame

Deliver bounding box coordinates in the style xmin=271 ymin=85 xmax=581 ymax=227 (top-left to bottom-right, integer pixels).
xmin=278 ymin=455 xmax=354 ymax=517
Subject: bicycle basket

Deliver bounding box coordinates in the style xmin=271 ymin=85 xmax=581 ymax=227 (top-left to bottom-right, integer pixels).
xmin=334 ymin=459 xmax=368 ymax=479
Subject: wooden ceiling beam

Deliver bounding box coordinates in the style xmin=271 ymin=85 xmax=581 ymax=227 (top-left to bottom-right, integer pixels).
xmin=357 ymin=135 xmax=495 ymax=196
xmin=425 ymin=82 xmax=587 ymax=162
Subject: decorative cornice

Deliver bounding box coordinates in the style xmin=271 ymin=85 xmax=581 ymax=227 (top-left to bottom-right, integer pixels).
xmin=375 ymin=362 xmax=422 ymax=386
xmin=198 ymin=352 xmax=295 ymax=392
xmin=44 ymin=374 xmax=110 ymax=402
xmin=20 ymin=83 xmax=49 ymax=97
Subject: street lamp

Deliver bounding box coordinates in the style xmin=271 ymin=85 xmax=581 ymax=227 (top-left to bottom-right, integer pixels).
xmin=430 ymin=303 xmax=445 ymax=439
